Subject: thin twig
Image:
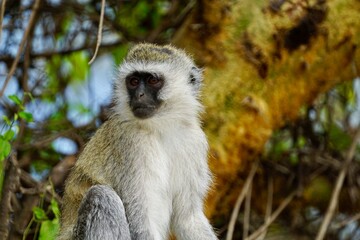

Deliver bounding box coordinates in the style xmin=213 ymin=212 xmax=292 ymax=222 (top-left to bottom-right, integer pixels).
xmin=226 ymin=161 xmax=259 ymax=240
xmin=0 ymin=41 xmax=124 ymax=63
xmin=258 ymin=175 xmax=274 ymax=240
xmin=265 ymin=176 xmax=273 ymax=220
xmin=243 ymin=181 xmax=252 ymax=239
xmin=88 ymin=0 xmax=105 ymax=65
xmin=0 ymin=0 xmax=41 ymax=98
xmin=315 ymin=127 xmax=360 ymax=240
xmin=0 ymin=0 xmax=6 ymax=42
xmin=245 ymin=191 xmax=297 ymax=240
xmin=334 ymin=212 xmax=360 ymax=229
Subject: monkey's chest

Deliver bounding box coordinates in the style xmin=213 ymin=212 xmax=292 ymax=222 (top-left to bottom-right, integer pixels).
xmin=113 ymin=128 xmax=208 ymax=239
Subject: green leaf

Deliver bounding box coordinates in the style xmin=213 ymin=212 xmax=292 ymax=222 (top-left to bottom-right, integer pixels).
xmin=0 ymin=138 xmax=11 ymax=162
xmin=32 ymin=160 xmax=52 ymax=173
xmin=39 ymin=218 xmax=59 ymax=240
xmin=72 ymin=103 xmax=92 ymax=115
xmin=33 ymin=207 xmax=47 ymax=221
xmin=68 ymin=52 xmax=89 ymax=82
xmin=18 ymin=111 xmax=33 ymax=122
xmin=50 ymin=199 xmax=60 ymax=219
xmin=272 ymin=138 xmax=293 ymax=157
xmin=112 ymin=45 xmax=129 ymax=66
xmin=289 ymin=152 xmax=299 ymax=165
xmin=8 ymin=95 xmax=22 ymax=106
xmin=3 ymin=129 xmax=15 ymax=141
xmin=328 ymin=124 xmax=351 ymax=151
xmin=296 ymin=136 xmax=307 ymax=148
xmin=2 ymin=116 xmax=11 ymax=125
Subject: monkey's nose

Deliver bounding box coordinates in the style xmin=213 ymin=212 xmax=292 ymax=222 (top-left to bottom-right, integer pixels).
xmin=136 ymin=91 xmax=145 ymax=99
xmin=135 ymin=84 xmax=146 ymax=99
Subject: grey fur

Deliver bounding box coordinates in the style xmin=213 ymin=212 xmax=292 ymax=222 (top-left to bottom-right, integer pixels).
xmin=73 ymin=185 xmax=131 ymax=240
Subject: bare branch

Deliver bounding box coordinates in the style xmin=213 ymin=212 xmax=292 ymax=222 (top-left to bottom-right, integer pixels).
xmin=242 ymin=181 xmax=252 ymax=239
xmin=88 ymin=0 xmax=106 ymax=65
xmin=226 ymin=161 xmax=258 ymax=240
xmin=315 ymin=127 xmax=360 ymax=240
xmin=245 ymin=191 xmax=297 ymax=240
xmin=334 ymin=212 xmax=360 ymax=229
xmin=0 ymin=40 xmax=123 ymax=65
xmin=0 ymin=0 xmax=41 ymax=97
xmin=0 ymin=0 xmax=6 ymax=42
xmin=258 ymin=176 xmax=274 ymax=240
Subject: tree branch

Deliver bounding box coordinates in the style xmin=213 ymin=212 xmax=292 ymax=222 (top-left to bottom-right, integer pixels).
xmin=0 ymin=40 xmax=124 ymax=65
xmin=245 ymin=191 xmax=297 ymax=240
xmin=258 ymin=175 xmax=274 ymax=240
xmin=0 ymin=154 xmax=20 ymax=239
xmin=88 ymin=0 xmax=106 ymax=65
xmin=0 ymin=0 xmax=6 ymax=42
xmin=226 ymin=161 xmax=258 ymax=240
xmin=242 ymin=181 xmax=252 ymax=239
xmin=315 ymin=127 xmax=360 ymax=240
xmin=0 ymin=0 xmax=41 ymax=98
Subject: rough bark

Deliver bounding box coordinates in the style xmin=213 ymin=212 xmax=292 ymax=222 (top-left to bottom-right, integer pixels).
xmin=173 ymin=0 xmax=360 ymax=219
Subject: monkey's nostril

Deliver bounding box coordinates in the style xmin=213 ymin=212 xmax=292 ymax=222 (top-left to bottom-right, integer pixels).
xmin=136 ymin=91 xmax=145 ymax=98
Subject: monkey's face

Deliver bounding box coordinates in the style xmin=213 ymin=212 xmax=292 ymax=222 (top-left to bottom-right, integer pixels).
xmin=113 ymin=44 xmax=203 ymax=122
xmin=125 ymin=71 xmax=164 ymax=119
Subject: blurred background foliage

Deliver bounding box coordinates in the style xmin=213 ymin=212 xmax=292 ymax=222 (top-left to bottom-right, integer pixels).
xmin=0 ymin=0 xmax=359 ymax=239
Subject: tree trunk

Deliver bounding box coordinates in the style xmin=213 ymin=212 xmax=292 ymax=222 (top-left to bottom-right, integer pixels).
xmin=173 ymin=0 xmax=360 ymax=219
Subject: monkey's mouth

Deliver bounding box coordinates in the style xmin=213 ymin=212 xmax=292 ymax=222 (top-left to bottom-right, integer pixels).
xmin=132 ymin=105 xmax=157 ymax=119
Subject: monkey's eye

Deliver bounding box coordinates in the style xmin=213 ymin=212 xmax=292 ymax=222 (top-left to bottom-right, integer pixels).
xmin=147 ymin=77 xmax=161 ymax=86
xmin=127 ymin=77 xmax=140 ymax=88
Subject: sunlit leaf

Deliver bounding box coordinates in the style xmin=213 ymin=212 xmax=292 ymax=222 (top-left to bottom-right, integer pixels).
xmin=68 ymin=51 xmax=89 ymax=82
xmin=8 ymin=95 xmax=22 ymax=106
xmin=296 ymin=136 xmax=306 ymax=148
xmin=0 ymin=138 xmax=11 ymax=161
xmin=3 ymin=129 xmax=15 ymax=141
xmin=112 ymin=44 xmax=129 ymax=66
xmin=39 ymin=218 xmax=59 ymax=240
xmin=272 ymin=138 xmax=293 ymax=157
xmin=2 ymin=116 xmax=11 ymax=125
xmin=45 ymin=55 xmax=62 ymax=95
xmin=18 ymin=111 xmax=33 ymax=122
xmin=33 ymin=207 xmax=47 ymax=221
xmin=50 ymin=199 xmax=60 ymax=219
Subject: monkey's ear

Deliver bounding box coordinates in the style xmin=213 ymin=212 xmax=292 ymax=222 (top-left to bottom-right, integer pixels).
xmin=189 ymin=67 xmax=203 ymax=95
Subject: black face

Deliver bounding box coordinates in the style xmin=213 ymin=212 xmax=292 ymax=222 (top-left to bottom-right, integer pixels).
xmin=126 ymin=71 xmax=164 ymax=119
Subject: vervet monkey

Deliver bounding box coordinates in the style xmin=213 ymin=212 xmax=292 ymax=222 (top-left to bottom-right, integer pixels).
xmin=58 ymin=43 xmax=218 ymax=240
